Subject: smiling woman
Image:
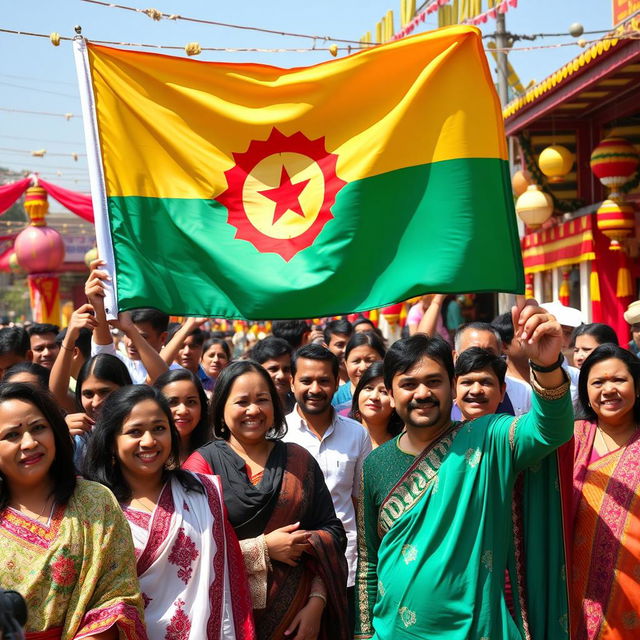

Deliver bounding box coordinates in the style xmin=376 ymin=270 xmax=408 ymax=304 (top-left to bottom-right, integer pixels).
xmin=572 ymin=344 xmax=640 ymax=639
xmin=184 ymin=360 xmax=349 ymax=640
xmin=83 ymin=385 xmax=255 ymax=640
xmin=0 ymin=382 xmax=146 ymax=640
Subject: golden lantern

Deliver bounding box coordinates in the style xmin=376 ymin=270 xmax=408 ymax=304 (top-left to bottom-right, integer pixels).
xmin=511 ymin=169 xmax=533 ymax=197
xmin=23 ymin=185 xmax=49 ymax=226
xmin=538 ymin=145 xmax=574 ymax=183
xmin=515 ymin=185 xmax=554 ymax=229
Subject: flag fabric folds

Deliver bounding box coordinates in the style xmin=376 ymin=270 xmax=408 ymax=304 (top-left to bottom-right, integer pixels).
xmin=74 ymin=26 xmax=524 ymax=319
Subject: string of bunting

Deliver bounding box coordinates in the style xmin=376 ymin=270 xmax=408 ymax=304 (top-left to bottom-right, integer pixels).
xmin=0 ymin=106 xmax=77 ymax=119
xmin=392 ymin=0 xmax=517 ymax=40
xmin=78 ymin=0 xmax=367 ymax=45
xmin=2 ymin=26 xmax=637 ymax=57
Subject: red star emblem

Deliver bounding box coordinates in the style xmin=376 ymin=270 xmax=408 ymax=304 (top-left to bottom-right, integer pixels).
xmin=258 ymin=166 xmax=310 ymax=225
xmin=215 ymin=128 xmax=346 ymax=261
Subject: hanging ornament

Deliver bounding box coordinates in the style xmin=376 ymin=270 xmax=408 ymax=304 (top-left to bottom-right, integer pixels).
xmin=596 ymin=198 xmax=635 ymax=251
xmin=538 ymin=145 xmax=574 ymax=183
xmin=559 ymin=269 xmax=570 ymax=306
xmin=511 ymin=169 xmax=533 ymax=197
xmin=515 ymin=184 xmax=553 ymax=229
xmin=590 ymin=137 xmax=640 ymax=198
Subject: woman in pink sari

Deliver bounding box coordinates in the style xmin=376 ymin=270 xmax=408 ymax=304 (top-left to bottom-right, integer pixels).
xmin=572 ymin=343 xmax=640 ymax=639
xmin=84 ymin=385 xmax=255 ymax=640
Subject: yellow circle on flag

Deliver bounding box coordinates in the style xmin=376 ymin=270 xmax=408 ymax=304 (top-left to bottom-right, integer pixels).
xmin=243 ymin=152 xmax=325 ymax=239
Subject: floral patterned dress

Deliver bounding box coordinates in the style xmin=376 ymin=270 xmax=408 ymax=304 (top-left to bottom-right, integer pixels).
xmin=0 ymin=479 xmax=147 ymax=639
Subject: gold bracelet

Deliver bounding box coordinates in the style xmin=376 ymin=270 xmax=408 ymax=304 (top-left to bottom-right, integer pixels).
xmin=530 ymin=369 xmax=570 ymax=401
xmin=60 ymin=343 xmax=74 ymax=352
xmin=308 ymin=592 xmax=327 ymax=604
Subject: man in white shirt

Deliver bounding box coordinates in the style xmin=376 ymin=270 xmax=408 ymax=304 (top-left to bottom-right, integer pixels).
xmin=284 ymin=343 xmax=371 ymax=628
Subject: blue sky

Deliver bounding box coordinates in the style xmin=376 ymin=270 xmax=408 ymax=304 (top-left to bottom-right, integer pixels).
xmin=1 ymin=0 xmax=612 ymax=200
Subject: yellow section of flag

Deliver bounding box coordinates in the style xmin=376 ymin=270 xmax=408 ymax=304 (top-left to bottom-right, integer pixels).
xmin=88 ymin=25 xmax=506 ymax=199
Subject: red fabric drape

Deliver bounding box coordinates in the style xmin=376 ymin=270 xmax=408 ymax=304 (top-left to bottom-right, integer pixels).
xmin=39 ymin=178 xmax=94 ymax=224
xmin=0 ymin=177 xmax=30 ymax=214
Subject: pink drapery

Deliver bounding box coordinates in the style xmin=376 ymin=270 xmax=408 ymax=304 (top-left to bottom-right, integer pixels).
xmin=0 ymin=178 xmax=30 ymax=214
xmin=39 ymin=179 xmax=94 ymax=224
xmin=0 ymin=177 xmax=94 ymax=224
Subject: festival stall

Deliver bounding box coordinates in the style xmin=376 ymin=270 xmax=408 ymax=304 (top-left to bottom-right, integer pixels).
xmin=505 ymin=13 xmax=640 ymax=344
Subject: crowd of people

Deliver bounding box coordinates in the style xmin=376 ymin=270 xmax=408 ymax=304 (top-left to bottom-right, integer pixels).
xmin=0 ymin=263 xmax=639 ymax=639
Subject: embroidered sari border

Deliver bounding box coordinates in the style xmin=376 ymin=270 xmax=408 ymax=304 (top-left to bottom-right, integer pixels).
xmin=136 ymin=482 xmax=173 ymax=576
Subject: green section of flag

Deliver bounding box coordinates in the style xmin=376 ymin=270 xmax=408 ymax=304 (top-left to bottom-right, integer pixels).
xmin=107 ymin=157 xmax=523 ymax=319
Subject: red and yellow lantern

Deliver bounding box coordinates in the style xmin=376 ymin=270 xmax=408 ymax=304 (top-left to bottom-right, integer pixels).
xmin=590 ymin=137 xmax=640 ymax=195
xmin=596 ymin=198 xmax=635 ymax=250
xmin=23 ymin=185 xmax=49 ymax=226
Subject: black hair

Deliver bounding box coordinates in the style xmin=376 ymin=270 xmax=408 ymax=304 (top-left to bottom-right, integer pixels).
xmin=454 ymin=347 xmax=507 ymax=386
xmin=578 ymin=344 xmax=640 ymax=422
xmin=570 ymin=323 xmax=619 ymax=349
xmin=130 ymin=308 xmax=169 ymax=334
xmin=27 ymin=323 xmax=60 ymax=338
xmin=271 ymin=320 xmax=310 ymax=350
xmin=384 ymin=334 xmax=454 ymax=388
xmin=154 ymin=368 xmax=211 ymax=453
xmin=291 ymin=343 xmax=339 ymax=380
xmin=166 ymin=324 xmax=207 ymax=347
xmin=56 ymin=327 xmax=92 ymax=360
xmin=3 ymin=362 xmax=50 ymax=389
xmin=352 ymin=316 xmax=375 ymax=330
xmin=75 ymin=354 xmax=132 ymax=410
xmin=0 ymin=383 xmax=76 ymax=510
xmin=454 ymin=322 xmax=503 ymax=353
xmin=490 ymin=312 xmax=514 ymax=346
xmin=0 ymin=327 xmax=29 ymax=357
xmin=210 ymin=360 xmax=286 ymax=440
xmin=250 ymin=336 xmax=292 ymax=364
xmin=344 ymin=330 xmax=387 ymax=362
xmin=323 ymin=319 xmax=353 ymax=345
xmin=202 ymin=337 xmax=231 ymax=360
xmin=83 ymin=385 xmax=202 ymax=502
xmin=350 ymin=361 xmax=403 ymax=437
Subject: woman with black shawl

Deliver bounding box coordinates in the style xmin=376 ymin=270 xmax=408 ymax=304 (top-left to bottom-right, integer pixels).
xmin=184 ymin=360 xmax=348 ymax=640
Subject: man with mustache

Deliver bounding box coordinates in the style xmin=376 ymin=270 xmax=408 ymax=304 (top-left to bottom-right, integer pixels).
xmin=454 ymin=347 xmax=506 ymax=420
xmin=285 ymin=343 xmax=371 ymax=629
xmin=355 ymin=299 xmax=573 ymax=640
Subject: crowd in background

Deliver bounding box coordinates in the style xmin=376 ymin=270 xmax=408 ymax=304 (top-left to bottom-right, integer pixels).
xmin=1 ymin=265 xmax=640 ymax=639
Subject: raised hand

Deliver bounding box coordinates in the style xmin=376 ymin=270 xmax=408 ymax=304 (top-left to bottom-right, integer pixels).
xmin=511 ymin=295 xmax=563 ymax=368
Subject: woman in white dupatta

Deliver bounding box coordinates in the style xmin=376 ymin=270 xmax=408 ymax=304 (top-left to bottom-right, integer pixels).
xmin=84 ymin=385 xmax=255 ymax=640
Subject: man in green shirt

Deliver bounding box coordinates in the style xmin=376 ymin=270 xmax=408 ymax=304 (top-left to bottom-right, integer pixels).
xmin=355 ymin=299 xmax=572 ymax=639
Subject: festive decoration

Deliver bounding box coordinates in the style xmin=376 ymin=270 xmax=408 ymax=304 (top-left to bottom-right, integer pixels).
xmin=515 ymin=184 xmax=553 ymax=229
xmin=559 ymin=269 xmax=570 ymax=306
xmin=380 ymin=303 xmax=404 ymax=327
xmin=329 ymin=44 xmax=338 ymax=57
xmin=84 ymin=246 xmax=99 ymax=267
xmin=8 ymin=251 xmax=24 ymax=274
xmin=50 ymin=32 xmax=61 ymax=46
xmin=511 ymin=169 xmax=533 ymax=197
xmin=23 ymin=186 xmax=49 ymax=225
xmin=595 ymin=198 xmax=635 ymax=250
xmin=538 ymin=145 xmax=574 ymax=183
xmin=590 ymin=137 xmax=640 ymax=196
xmin=14 ymin=187 xmax=64 ymax=324
xmin=525 ymin=273 xmax=534 ymax=299
xmin=590 ymin=265 xmax=601 ymax=322
xmin=616 ymin=251 xmax=634 ymax=298
xmin=184 ymin=42 xmax=202 ymax=56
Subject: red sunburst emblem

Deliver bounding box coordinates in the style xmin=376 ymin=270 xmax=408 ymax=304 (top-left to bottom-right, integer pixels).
xmin=215 ymin=128 xmax=346 ymax=261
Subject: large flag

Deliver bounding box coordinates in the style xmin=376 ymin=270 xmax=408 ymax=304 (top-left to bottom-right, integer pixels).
xmin=74 ymin=26 xmax=523 ymax=319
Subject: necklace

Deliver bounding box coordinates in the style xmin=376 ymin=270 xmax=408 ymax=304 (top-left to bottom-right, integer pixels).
xmin=11 ymin=496 xmax=54 ymax=524
xmin=597 ymin=424 xmax=637 ymax=453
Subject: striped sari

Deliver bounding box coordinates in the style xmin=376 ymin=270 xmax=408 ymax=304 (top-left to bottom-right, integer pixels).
xmin=572 ymin=420 xmax=640 ymax=639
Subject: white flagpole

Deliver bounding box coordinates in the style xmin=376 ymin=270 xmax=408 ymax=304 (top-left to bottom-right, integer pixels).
xmin=72 ymin=34 xmax=118 ymax=320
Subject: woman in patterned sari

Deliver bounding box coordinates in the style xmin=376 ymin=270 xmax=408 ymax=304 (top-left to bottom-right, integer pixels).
xmin=572 ymin=343 xmax=640 ymax=639
xmin=84 ymin=385 xmax=254 ymax=640
xmin=184 ymin=360 xmax=349 ymax=640
xmin=0 ymin=382 xmax=146 ymax=640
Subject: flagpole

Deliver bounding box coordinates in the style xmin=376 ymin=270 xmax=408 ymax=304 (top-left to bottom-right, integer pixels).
xmin=72 ymin=29 xmax=118 ymax=320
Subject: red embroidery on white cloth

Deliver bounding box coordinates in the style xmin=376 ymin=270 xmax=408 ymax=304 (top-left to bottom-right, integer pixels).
xmin=168 ymin=528 xmax=199 ymax=584
xmin=164 ymin=599 xmax=191 ymax=640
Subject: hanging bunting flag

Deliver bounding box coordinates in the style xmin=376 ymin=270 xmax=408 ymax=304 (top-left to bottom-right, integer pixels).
xmin=74 ymin=26 xmax=523 ymax=320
